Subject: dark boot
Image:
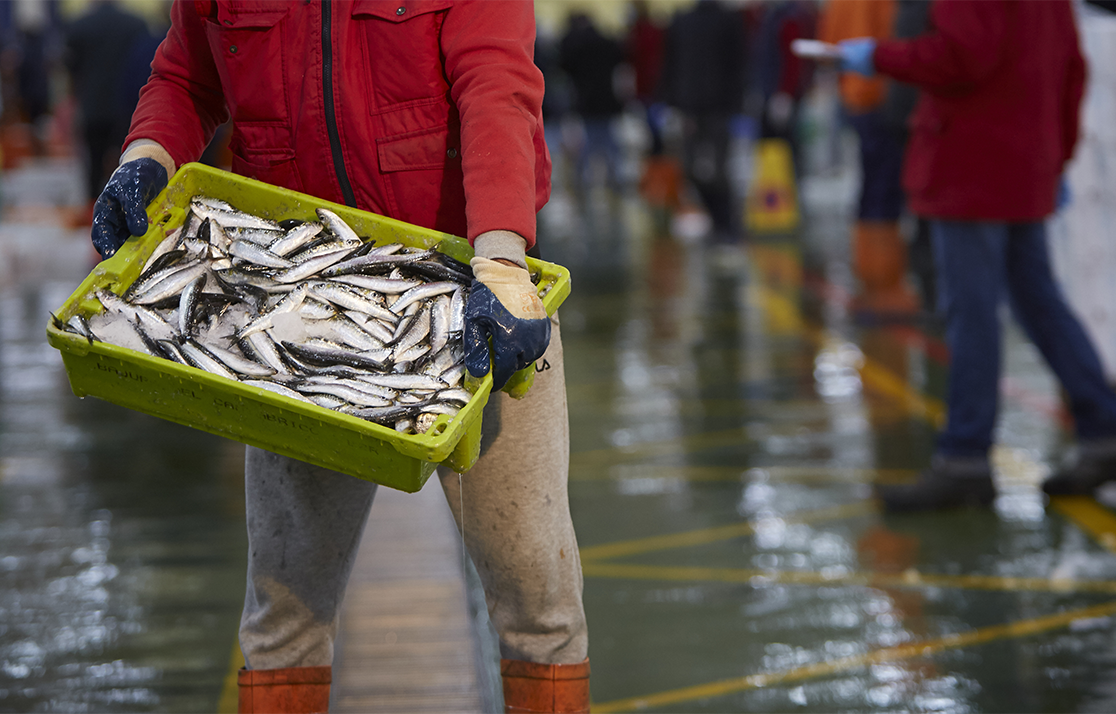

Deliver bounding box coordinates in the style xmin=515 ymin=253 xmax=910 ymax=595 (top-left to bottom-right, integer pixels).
xmin=502 ymin=658 xmax=590 ymax=714
xmin=238 ymin=666 xmax=331 ymax=714
xmin=876 ymin=456 xmax=995 ymax=512
xmin=1042 ymin=441 xmax=1116 ymax=496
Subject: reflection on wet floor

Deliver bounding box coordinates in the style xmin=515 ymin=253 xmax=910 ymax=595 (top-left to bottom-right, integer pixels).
xmin=545 ymin=175 xmax=1116 ymax=712
xmin=0 ymin=162 xmax=248 ymax=712
xmin=4 ymin=151 xmax=1116 ymax=712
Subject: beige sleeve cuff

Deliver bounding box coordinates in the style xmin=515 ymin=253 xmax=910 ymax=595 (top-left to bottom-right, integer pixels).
xmin=473 ymin=230 xmax=528 ymax=269
xmin=120 ymin=140 xmax=176 ymax=180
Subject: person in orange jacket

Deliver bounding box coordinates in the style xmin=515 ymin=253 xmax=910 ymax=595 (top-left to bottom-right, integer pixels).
xmin=819 ymin=0 xmax=918 ymax=317
xmin=89 ymin=1 xmax=589 ymax=712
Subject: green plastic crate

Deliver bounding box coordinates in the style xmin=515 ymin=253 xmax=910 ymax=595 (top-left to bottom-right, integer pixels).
xmin=46 ymin=163 xmax=571 ymax=492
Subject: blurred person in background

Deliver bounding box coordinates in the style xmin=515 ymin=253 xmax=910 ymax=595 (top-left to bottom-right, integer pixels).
xmin=559 ymin=12 xmax=626 ymax=195
xmin=820 ymin=0 xmax=919 ymax=318
xmin=838 ymin=0 xmax=1116 ymax=510
xmin=753 ymin=0 xmax=817 ymax=180
xmin=9 ymin=0 xmax=58 ymax=153
xmin=659 ymin=0 xmax=747 ymax=246
xmin=879 ymin=0 xmax=934 ymax=314
xmin=626 ymin=0 xmax=665 ymax=157
xmin=64 ymin=0 xmax=150 ymax=218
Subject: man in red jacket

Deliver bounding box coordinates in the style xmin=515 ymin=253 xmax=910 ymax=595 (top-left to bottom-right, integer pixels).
xmin=90 ymin=2 xmax=589 ymax=712
xmin=837 ymin=0 xmax=1116 ymax=510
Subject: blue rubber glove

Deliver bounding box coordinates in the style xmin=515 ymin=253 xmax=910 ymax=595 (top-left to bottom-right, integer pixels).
xmin=91 ymin=157 xmax=169 ymax=259
xmin=464 ymin=257 xmax=550 ymax=391
xmin=839 ymin=38 xmax=877 ymax=77
xmin=1057 ymin=175 xmax=1071 ymax=211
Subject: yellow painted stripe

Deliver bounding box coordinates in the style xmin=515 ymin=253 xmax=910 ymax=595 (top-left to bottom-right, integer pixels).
xmin=217 ymin=640 xmax=244 ymax=714
xmin=570 ymin=426 xmax=750 ymax=470
xmin=759 ymin=285 xmax=946 ymax=427
xmin=1050 ymin=496 xmax=1116 ymax=554
xmin=591 ymin=598 xmax=1116 ymax=713
xmin=569 ymin=286 xmax=945 ymax=472
xmin=858 ymin=359 xmax=946 ymax=427
xmin=581 ymin=562 xmax=1116 ymax=595
xmin=569 ymin=464 xmax=916 ymax=484
xmin=579 ymin=502 xmax=875 ymax=562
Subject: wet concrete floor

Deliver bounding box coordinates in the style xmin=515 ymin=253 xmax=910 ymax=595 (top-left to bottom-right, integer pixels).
xmin=3 ymin=150 xmax=1116 ymax=712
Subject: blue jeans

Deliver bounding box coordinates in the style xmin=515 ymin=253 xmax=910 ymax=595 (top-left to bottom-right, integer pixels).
xmin=933 ymin=220 xmax=1116 ymax=459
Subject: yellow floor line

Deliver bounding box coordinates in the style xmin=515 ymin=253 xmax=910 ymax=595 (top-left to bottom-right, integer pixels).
xmin=591 ymin=598 xmax=1116 ymax=713
xmin=569 ymin=464 xmax=917 ymax=484
xmin=580 ymin=502 xmax=875 ymax=562
xmin=759 ymin=285 xmax=946 ymax=427
xmin=581 ymin=562 xmax=1116 ymax=595
xmin=858 ymin=359 xmax=946 ymax=427
xmin=570 ymin=426 xmax=751 ymax=470
xmin=1050 ymin=496 xmax=1116 ymax=554
xmin=217 ymin=640 xmax=244 ymax=714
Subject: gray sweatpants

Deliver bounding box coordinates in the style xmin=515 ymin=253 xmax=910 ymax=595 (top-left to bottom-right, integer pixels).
xmin=239 ymin=317 xmax=587 ymax=670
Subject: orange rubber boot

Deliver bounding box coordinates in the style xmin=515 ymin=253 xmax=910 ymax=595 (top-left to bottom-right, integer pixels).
xmin=238 ymin=666 xmax=331 ymax=714
xmin=501 ymin=658 xmax=590 ymax=714
xmin=851 ymin=220 xmax=919 ymax=317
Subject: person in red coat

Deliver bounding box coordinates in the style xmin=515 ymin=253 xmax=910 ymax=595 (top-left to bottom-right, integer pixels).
xmin=88 ymin=1 xmax=589 ymax=712
xmin=838 ymin=0 xmax=1116 ymax=510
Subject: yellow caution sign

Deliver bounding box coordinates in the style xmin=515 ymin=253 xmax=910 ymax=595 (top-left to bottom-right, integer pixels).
xmin=745 ymin=138 xmax=799 ymax=233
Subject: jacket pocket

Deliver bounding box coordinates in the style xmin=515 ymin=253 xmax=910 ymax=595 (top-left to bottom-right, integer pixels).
xmin=376 ymin=124 xmax=465 ymax=235
xmin=377 ymin=125 xmax=460 ymax=172
xmin=203 ymin=1 xmax=295 ymax=122
xmin=229 ymin=122 xmax=304 ymax=191
xmin=350 ymin=0 xmax=452 ymax=111
xmin=231 ymin=149 xmax=304 ymax=193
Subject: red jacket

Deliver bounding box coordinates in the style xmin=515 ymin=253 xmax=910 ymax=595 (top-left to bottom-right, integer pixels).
xmin=125 ymin=0 xmax=550 ymax=248
xmin=874 ymin=0 xmax=1085 ymax=222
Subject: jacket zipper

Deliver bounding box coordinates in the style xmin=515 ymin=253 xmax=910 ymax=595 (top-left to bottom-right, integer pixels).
xmin=322 ymin=0 xmax=357 ymax=207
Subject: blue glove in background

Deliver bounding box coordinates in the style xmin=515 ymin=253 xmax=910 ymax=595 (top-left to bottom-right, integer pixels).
xmin=839 ymin=38 xmax=877 ymax=77
xmin=91 ymin=157 xmax=169 ymax=259
xmin=463 ymin=280 xmax=551 ymax=391
xmin=1057 ymin=175 xmax=1071 ymax=211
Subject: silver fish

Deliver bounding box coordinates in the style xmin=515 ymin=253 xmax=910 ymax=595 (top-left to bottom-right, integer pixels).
xmin=428 ymin=294 xmax=451 ymax=355
xmin=438 ymin=363 xmax=466 ymax=387
xmin=242 ymin=379 xmax=316 ymax=404
xmin=298 ymin=298 xmax=337 ymax=321
xmin=343 ymin=311 xmax=396 ymax=343
xmin=239 ymin=284 xmax=309 ymax=338
xmin=295 ymin=381 xmax=394 ymax=408
xmin=156 ymin=338 xmax=190 ymax=364
xmin=204 ymin=342 xmax=277 ymax=377
xmin=178 ymin=273 xmax=206 ymax=337
xmin=282 ymin=340 xmax=393 ymax=371
xmin=392 ymin=304 xmax=431 ymax=357
xmin=129 ymin=260 xmax=210 ymax=306
xmin=240 ymin=331 xmax=292 ymax=375
xmin=435 ymin=388 xmax=473 ymax=406
xmin=141 ymin=227 xmax=184 ymax=274
xmin=191 ymin=198 xmax=281 ymax=231
xmin=328 ymin=274 xmax=422 ymax=293
xmin=269 ymin=222 xmax=324 ymax=256
xmin=348 ymin=403 xmax=420 ymax=424
xmin=309 ymin=282 xmax=397 ymax=322
xmin=315 ymin=207 xmax=362 ymax=245
xmin=355 ymin=372 xmax=447 ymax=391
xmin=390 ymin=281 xmax=459 ymax=314
xmin=449 ymin=286 xmax=466 ymax=333
xmin=230 ymin=239 xmax=294 ymax=269
xmin=179 ymin=340 xmax=239 ymax=380
xmin=273 ymin=249 xmax=355 ymax=284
